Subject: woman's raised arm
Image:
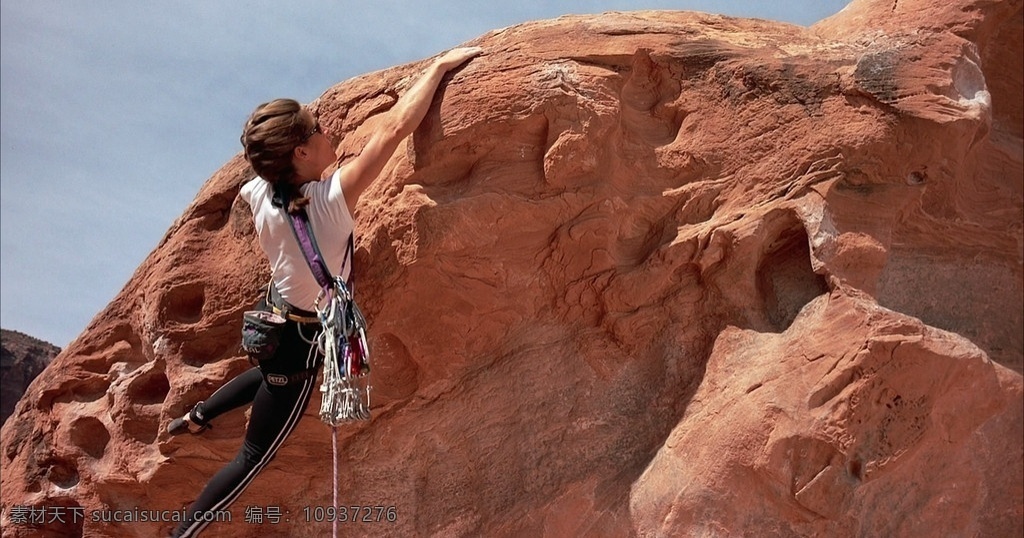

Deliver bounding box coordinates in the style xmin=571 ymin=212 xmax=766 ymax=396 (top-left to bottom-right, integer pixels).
xmin=336 ymin=47 xmax=482 ymax=214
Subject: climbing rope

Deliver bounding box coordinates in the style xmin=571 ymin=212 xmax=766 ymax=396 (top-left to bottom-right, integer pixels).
xmin=332 ymin=426 xmax=339 ymax=538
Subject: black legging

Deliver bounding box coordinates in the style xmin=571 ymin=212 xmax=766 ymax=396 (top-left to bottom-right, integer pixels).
xmin=173 ymin=319 xmax=321 ymax=537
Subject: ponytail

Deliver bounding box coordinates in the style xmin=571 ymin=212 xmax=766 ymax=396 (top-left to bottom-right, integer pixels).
xmin=241 ymin=98 xmax=312 ymax=213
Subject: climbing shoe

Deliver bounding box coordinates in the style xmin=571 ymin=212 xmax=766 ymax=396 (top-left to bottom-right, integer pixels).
xmin=167 ymin=404 xmax=210 ymax=436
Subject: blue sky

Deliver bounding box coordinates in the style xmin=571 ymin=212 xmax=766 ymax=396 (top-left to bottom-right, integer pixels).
xmin=0 ymin=1 xmax=850 ymax=347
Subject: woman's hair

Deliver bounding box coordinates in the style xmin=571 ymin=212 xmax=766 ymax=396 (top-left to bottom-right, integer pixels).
xmin=240 ymin=98 xmax=312 ymax=212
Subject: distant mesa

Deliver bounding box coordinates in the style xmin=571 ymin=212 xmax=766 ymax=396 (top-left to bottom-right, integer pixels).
xmin=1 ymin=329 xmax=60 ymax=426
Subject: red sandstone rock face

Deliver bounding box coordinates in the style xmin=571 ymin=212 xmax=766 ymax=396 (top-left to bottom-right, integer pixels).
xmin=2 ymin=0 xmax=1021 ymax=536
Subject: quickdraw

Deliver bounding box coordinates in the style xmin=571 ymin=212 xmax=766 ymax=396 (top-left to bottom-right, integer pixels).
xmin=315 ymin=275 xmax=372 ymax=425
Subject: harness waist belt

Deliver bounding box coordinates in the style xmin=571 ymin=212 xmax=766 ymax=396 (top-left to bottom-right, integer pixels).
xmin=267 ymin=283 xmax=320 ymax=324
xmin=270 ymin=304 xmax=319 ymax=324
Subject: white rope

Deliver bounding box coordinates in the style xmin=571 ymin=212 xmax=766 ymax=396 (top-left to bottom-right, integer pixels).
xmin=332 ymin=425 xmax=339 ymax=538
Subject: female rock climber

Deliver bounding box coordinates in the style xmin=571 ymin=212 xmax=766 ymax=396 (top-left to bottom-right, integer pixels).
xmin=167 ymin=46 xmax=482 ymax=538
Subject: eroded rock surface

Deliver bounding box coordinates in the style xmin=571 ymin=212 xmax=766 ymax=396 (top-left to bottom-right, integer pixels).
xmin=2 ymin=0 xmax=1021 ymax=536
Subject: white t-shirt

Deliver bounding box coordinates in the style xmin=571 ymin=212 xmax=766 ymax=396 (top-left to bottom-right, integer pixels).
xmin=240 ymin=169 xmax=355 ymax=311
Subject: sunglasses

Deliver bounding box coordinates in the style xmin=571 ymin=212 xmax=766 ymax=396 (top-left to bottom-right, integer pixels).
xmin=300 ymin=121 xmax=321 ymax=144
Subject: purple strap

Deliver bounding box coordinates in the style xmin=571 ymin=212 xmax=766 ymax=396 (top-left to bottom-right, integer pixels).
xmin=290 ymin=212 xmax=333 ymax=290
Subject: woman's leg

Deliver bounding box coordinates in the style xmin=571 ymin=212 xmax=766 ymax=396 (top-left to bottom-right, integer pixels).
xmin=173 ymin=375 xmax=317 ymax=536
xmin=172 ymin=323 xmax=320 ymax=537
xmin=168 ymin=367 xmax=263 ymax=435
xmin=191 ymin=367 xmax=263 ymax=423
